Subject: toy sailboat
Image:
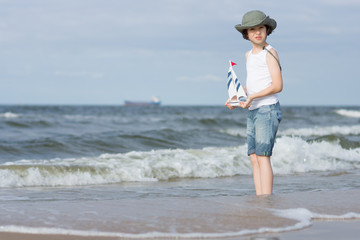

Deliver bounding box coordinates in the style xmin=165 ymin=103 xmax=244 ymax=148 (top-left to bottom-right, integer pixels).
xmin=227 ymin=61 xmax=247 ymax=106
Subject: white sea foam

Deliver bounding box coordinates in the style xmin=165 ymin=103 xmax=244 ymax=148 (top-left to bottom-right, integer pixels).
xmin=272 ymin=136 xmax=360 ymax=174
xmin=0 ymin=136 xmax=359 ymax=187
xmin=0 ymin=112 xmax=20 ymax=118
xmin=222 ymin=125 xmax=360 ymax=137
xmin=279 ymin=125 xmax=360 ymax=137
xmin=0 ymin=208 xmax=359 ymax=238
xmin=272 ymin=208 xmax=360 ymax=233
xmin=274 ymin=208 xmax=360 ymax=222
xmin=0 ymin=146 xmax=251 ymax=187
xmin=335 ymin=109 xmax=360 ymax=118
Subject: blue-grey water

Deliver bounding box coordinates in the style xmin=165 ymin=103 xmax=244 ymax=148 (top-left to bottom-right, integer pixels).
xmin=0 ymin=105 xmax=359 ymax=238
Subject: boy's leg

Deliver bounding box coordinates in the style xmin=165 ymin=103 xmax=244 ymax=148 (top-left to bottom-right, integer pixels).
xmin=252 ymin=103 xmax=280 ymax=195
xmin=249 ymin=154 xmax=262 ymax=195
xmin=257 ymin=155 xmax=273 ymax=195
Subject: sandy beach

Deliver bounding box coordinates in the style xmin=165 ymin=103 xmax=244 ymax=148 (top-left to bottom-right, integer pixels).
xmin=0 ymin=233 xmax=117 ymax=240
xmin=279 ymin=220 xmax=360 ymax=240
xmin=1 ymin=189 xmax=359 ymax=240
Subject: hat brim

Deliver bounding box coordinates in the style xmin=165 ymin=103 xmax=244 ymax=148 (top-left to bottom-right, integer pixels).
xmin=235 ymin=16 xmax=277 ymax=34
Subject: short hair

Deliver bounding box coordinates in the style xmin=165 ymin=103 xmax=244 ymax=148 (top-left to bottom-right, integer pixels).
xmin=241 ymin=25 xmax=274 ymax=40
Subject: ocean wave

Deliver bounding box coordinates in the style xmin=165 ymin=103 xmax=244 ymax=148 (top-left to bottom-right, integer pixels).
xmin=272 ymin=136 xmax=360 ymax=174
xmin=279 ymin=125 xmax=360 ymax=137
xmin=222 ymin=125 xmax=360 ymax=138
xmin=0 ymin=128 xmax=221 ymax=161
xmin=219 ymin=128 xmax=247 ymax=137
xmin=0 ymin=112 xmax=20 ymax=119
xmin=0 ymin=136 xmax=359 ymax=187
xmin=334 ymin=109 xmax=360 ymax=118
xmin=0 ymin=146 xmax=251 ymax=187
xmin=3 ymin=119 xmax=53 ymax=129
xmin=272 ymin=208 xmax=360 ymax=234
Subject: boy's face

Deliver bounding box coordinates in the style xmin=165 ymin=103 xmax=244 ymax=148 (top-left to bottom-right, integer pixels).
xmin=247 ymin=25 xmax=267 ymax=44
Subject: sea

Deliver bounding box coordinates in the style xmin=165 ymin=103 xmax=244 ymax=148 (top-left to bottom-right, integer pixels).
xmin=0 ymin=104 xmax=359 ymax=239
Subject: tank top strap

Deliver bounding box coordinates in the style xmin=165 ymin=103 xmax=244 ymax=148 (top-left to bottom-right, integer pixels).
xmin=265 ymin=45 xmax=273 ymax=51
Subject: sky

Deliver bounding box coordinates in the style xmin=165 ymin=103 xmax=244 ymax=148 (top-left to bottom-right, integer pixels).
xmin=0 ymin=0 xmax=359 ymax=106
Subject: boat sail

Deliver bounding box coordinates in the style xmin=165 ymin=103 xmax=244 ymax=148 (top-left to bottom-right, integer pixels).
xmin=227 ymin=61 xmax=246 ymax=106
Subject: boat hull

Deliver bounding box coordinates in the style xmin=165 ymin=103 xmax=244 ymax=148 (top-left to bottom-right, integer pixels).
xmin=124 ymin=101 xmax=161 ymax=107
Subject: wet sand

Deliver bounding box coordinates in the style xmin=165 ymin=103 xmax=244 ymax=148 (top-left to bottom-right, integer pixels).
xmin=0 ymin=233 xmax=118 ymax=240
xmin=1 ymin=189 xmax=359 ymax=239
xmin=1 ymin=220 xmax=359 ymax=240
xmin=278 ymin=220 xmax=360 ymax=240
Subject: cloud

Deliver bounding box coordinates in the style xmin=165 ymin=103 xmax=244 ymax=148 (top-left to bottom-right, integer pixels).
xmin=0 ymin=0 xmax=359 ymax=105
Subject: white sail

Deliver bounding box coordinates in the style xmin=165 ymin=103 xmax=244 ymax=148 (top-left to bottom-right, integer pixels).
xmin=227 ymin=64 xmax=237 ymax=101
xmin=227 ymin=61 xmax=246 ymax=106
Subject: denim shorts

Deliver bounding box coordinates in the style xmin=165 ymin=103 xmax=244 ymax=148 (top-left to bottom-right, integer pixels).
xmin=247 ymin=102 xmax=282 ymax=156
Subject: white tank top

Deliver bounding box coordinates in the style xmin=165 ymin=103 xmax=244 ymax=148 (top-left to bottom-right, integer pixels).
xmin=246 ymin=45 xmax=279 ymax=110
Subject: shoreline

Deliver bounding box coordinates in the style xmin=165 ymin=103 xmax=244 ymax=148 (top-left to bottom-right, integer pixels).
xmin=0 ymin=220 xmax=359 ymax=240
xmin=1 ymin=189 xmax=359 ymax=240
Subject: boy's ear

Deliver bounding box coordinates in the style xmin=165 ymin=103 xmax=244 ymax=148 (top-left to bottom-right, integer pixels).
xmin=266 ymin=26 xmax=271 ymax=35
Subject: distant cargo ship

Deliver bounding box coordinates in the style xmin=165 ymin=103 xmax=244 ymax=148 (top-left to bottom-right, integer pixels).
xmin=124 ymin=97 xmax=161 ymax=106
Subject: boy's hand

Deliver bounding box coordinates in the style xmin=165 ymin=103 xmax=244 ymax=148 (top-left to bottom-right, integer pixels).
xmin=239 ymin=97 xmax=253 ymax=109
xmin=225 ymin=99 xmax=238 ymax=110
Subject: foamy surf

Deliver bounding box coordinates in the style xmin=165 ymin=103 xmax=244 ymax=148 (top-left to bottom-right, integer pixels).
xmin=222 ymin=124 xmax=360 ymax=137
xmin=334 ymin=109 xmax=360 ymax=118
xmin=0 ymin=146 xmax=250 ymax=187
xmin=272 ymin=136 xmax=360 ymax=174
xmin=0 ymin=112 xmax=20 ymax=118
xmin=0 ymin=135 xmax=359 ymax=187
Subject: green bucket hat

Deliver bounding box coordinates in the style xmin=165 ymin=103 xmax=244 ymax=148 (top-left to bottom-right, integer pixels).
xmin=235 ymin=10 xmax=277 ymax=34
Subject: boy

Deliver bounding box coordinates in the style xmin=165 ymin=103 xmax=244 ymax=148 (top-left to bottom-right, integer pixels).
xmin=225 ymin=10 xmax=283 ymax=195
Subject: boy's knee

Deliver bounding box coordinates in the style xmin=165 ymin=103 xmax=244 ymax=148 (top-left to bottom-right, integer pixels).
xmin=249 ymin=154 xmax=259 ymax=166
xmin=257 ymin=156 xmax=271 ymax=168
